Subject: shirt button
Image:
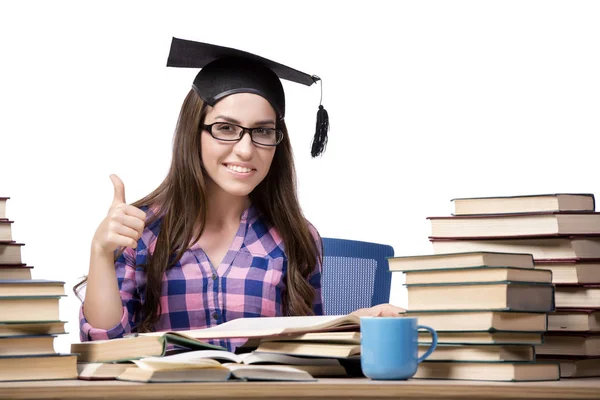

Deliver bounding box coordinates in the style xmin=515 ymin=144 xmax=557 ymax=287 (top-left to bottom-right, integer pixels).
xmin=212 ymin=312 xmax=219 ymax=320
xmin=212 ymin=274 xmax=217 ymax=281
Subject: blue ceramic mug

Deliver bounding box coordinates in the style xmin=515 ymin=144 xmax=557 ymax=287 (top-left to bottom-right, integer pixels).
xmin=360 ymin=316 xmax=437 ymax=380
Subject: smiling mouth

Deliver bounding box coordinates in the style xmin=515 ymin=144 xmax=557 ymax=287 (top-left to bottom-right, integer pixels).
xmin=224 ymin=163 xmax=255 ymax=173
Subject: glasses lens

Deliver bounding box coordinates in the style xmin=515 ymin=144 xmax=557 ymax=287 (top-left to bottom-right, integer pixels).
xmin=211 ymin=123 xmax=242 ymax=141
xmin=251 ymin=128 xmax=282 ymax=146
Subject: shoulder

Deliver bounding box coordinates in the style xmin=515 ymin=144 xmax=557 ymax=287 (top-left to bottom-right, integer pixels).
xmin=306 ymin=220 xmax=323 ymax=247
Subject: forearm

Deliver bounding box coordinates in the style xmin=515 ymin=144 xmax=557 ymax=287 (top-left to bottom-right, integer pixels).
xmin=83 ymin=245 xmax=125 ymax=329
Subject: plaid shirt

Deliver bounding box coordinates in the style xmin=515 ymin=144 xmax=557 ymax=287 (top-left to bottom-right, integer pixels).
xmin=79 ymin=205 xmax=323 ymax=351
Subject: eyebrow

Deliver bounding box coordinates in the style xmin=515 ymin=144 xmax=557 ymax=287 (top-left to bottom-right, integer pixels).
xmin=212 ymin=115 xmax=276 ymax=126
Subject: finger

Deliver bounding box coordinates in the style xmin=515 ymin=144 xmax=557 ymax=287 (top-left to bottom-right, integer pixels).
xmin=113 ymin=223 xmax=140 ymax=242
xmin=110 ymin=174 xmax=126 ymax=205
xmin=111 ymin=234 xmax=138 ymax=249
xmin=121 ymin=214 xmax=145 ymax=236
xmin=123 ymin=204 xmax=147 ymax=222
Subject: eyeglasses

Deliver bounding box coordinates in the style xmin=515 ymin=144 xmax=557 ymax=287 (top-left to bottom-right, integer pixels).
xmin=202 ymin=122 xmax=284 ymax=146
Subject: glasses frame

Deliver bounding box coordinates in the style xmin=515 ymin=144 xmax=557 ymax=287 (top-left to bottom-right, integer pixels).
xmin=201 ymin=122 xmax=284 ymax=146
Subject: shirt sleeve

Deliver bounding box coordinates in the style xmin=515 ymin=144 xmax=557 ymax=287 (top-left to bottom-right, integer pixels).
xmin=79 ymin=246 xmax=141 ymax=341
xmin=307 ymin=222 xmax=324 ymax=315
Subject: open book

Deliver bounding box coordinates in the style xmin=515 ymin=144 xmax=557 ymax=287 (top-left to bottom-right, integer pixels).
xmin=141 ymin=314 xmax=360 ymax=341
xmin=72 ymin=315 xmax=360 ymax=363
xmin=154 ymin=349 xmax=345 ymax=366
xmin=78 ymin=349 xmax=346 ymax=380
xmin=116 ymin=350 xmax=326 ymax=382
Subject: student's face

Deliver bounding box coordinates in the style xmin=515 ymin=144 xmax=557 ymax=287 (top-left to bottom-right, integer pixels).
xmin=201 ymin=93 xmax=278 ymax=197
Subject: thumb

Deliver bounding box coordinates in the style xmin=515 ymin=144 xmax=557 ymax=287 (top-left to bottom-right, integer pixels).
xmin=109 ymin=174 xmax=126 ymax=205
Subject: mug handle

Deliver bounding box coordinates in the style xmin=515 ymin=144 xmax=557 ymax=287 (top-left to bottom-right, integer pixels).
xmin=417 ymin=325 xmax=438 ymax=363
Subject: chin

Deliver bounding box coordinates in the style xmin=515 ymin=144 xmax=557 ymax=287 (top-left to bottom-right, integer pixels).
xmin=220 ymin=183 xmax=257 ymax=197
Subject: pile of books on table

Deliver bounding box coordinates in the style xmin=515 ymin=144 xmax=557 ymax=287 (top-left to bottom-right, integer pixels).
xmin=389 ymin=250 xmax=558 ymax=381
xmin=0 ymin=197 xmax=76 ymax=381
xmin=71 ymin=314 xmax=362 ymax=382
xmin=389 ymin=193 xmax=600 ymax=381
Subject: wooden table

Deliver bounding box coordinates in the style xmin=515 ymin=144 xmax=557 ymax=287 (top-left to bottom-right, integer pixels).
xmin=1 ymin=378 xmax=600 ymax=400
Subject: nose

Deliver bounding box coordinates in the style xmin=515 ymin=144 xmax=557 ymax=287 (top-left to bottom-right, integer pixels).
xmin=233 ymin=131 xmax=254 ymax=160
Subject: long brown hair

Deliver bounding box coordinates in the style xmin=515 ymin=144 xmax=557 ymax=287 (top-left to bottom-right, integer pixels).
xmin=76 ymin=89 xmax=320 ymax=332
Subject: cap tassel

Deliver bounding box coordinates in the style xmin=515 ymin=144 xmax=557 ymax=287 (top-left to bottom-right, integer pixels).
xmin=311 ymin=105 xmax=329 ymax=157
xmin=311 ymin=76 xmax=329 ymax=157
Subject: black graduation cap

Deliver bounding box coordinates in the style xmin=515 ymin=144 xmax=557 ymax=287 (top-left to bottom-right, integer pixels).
xmin=167 ymin=37 xmax=328 ymax=157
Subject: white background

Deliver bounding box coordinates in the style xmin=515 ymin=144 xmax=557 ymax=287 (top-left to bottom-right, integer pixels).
xmin=1 ymin=0 xmax=599 ymax=353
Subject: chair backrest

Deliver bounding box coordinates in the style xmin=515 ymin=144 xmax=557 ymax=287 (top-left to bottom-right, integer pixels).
xmin=320 ymin=237 xmax=394 ymax=316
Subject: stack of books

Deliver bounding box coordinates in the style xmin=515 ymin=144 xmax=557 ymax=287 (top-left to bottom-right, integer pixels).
xmin=71 ymin=314 xmax=360 ymax=381
xmin=389 ymin=251 xmax=559 ymax=381
xmin=0 ymin=197 xmax=77 ymax=381
xmin=425 ymin=193 xmax=600 ymax=379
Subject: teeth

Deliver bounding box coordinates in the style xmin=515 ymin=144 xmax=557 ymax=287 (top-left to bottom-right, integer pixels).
xmin=226 ymin=164 xmax=252 ymax=173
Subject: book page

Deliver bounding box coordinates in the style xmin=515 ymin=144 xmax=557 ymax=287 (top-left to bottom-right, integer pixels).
xmin=241 ymin=352 xmax=342 ymax=366
xmin=141 ymin=350 xmax=242 ymax=364
xmin=132 ymin=355 xmax=225 ymax=371
xmin=144 ymin=315 xmax=357 ymax=339
xmin=224 ymin=364 xmax=316 ymax=381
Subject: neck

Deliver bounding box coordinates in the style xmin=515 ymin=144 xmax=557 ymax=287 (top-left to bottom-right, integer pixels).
xmin=203 ymin=179 xmax=251 ymax=231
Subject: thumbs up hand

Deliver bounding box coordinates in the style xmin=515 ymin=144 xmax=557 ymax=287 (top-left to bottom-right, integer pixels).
xmin=92 ymin=174 xmax=147 ymax=255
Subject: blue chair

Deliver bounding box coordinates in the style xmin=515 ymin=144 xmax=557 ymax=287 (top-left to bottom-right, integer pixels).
xmin=320 ymin=237 xmax=394 ymax=316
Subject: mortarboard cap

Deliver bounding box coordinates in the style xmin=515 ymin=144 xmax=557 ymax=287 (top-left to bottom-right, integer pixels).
xmin=167 ymin=37 xmax=328 ymax=157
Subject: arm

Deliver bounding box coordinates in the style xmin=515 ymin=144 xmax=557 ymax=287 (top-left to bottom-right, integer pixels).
xmin=80 ymin=174 xmax=146 ymax=340
xmin=80 ymin=247 xmax=141 ymax=341
xmin=83 ymin=245 xmax=126 ymax=329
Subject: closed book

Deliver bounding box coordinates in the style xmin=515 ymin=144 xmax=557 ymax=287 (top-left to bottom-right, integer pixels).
xmin=0 ymin=280 xmax=64 ymax=297
xmin=254 ymin=341 xmax=360 ymax=359
xmin=548 ymin=309 xmax=600 ymax=332
xmin=71 ymin=334 xmax=225 ymax=363
xmin=535 ymin=260 xmax=600 ymax=284
xmin=419 ymin=344 xmax=534 ymax=362
xmin=418 ymin=331 xmax=544 ymax=345
xmin=536 ymin=357 xmax=600 ymax=378
xmin=0 ymin=221 xmax=12 ymax=242
xmin=0 ymin=243 xmax=23 ymax=264
xmin=536 ymin=333 xmax=600 ymax=357
xmin=0 ymin=321 xmax=67 ymax=337
xmin=0 ymin=354 xmax=77 ymax=382
xmin=414 ymin=361 xmax=559 ymax=381
xmin=0 ymin=335 xmax=56 ymax=356
xmin=406 ymin=311 xmax=547 ymax=332
xmin=0 ymin=198 xmax=7 ymax=220
xmin=406 ymin=282 xmax=555 ymax=312
xmin=555 ymin=285 xmax=600 ymax=309
xmin=452 ymin=193 xmax=595 ymax=216
xmin=261 ymin=331 xmax=360 ymax=344
xmin=405 ymin=267 xmax=551 ymax=285
xmin=0 ymin=296 xmax=61 ymax=322
xmin=431 ymin=237 xmax=600 ymax=260
xmin=0 ymin=265 xmax=32 ymax=280
xmin=388 ymin=251 xmax=534 ymax=272
xmin=429 ymin=212 xmax=600 ymax=239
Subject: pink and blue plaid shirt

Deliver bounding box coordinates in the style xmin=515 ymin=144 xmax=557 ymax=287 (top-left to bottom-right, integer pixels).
xmin=79 ymin=205 xmax=323 ymax=351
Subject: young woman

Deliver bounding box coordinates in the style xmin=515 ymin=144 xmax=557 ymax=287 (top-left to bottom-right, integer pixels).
xmin=77 ymin=38 xmax=402 ymax=351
